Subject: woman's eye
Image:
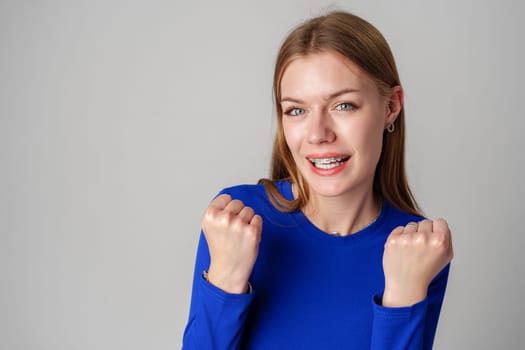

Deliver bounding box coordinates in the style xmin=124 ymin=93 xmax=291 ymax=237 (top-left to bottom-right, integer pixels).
xmin=336 ymin=103 xmax=354 ymax=111
xmin=286 ymin=108 xmax=305 ymax=116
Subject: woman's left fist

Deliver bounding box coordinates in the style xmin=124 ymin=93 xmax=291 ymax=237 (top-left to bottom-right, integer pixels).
xmin=382 ymin=218 xmax=454 ymax=307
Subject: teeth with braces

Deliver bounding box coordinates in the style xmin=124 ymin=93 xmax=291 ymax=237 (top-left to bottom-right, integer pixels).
xmin=308 ymin=156 xmax=349 ymax=169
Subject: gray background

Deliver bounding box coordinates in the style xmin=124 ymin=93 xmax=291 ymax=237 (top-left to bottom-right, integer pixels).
xmin=1 ymin=0 xmax=524 ymax=349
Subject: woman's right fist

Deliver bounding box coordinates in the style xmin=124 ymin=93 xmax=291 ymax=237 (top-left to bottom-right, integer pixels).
xmin=202 ymin=194 xmax=263 ymax=294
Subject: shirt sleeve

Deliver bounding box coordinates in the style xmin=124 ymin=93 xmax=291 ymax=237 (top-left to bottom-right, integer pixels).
xmin=370 ymin=264 xmax=450 ymax=350
xmin=182 ymin=232 xmax=254 ymax=350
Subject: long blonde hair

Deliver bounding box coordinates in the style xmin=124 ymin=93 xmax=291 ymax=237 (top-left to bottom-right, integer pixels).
xmin=259 ymin=11 xmax=421 ymax=216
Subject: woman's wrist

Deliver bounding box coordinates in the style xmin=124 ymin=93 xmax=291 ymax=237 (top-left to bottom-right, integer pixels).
xmin=203 ymin=269 xmax=252 ymax=294
xmin=382 ymin=283 xmax=427 ymax=307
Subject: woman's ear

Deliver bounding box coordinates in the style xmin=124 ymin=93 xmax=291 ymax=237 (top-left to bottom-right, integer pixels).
xmin=384 ymin=85 xmax=404 ymax=127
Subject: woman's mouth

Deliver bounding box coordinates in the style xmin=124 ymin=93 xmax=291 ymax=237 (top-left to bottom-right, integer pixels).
xmin=307 ymin=156 xmax=350 ymax=170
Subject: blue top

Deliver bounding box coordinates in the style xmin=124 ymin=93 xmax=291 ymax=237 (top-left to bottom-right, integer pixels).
xmin=182 ymin=181 xmax=449 ymax=349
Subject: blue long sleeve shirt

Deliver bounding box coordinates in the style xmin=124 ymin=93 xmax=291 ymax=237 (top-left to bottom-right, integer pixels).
xmin=183 ymin=181 xmax=449 ymax=349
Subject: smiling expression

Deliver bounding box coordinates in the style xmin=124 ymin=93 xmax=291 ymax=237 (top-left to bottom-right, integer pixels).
xmin=280 ymin=51 xmax=399 ymax=200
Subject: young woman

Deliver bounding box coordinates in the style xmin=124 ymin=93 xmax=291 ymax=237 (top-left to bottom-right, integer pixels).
xmin=183 ymin=11 xmax=453 ymax=349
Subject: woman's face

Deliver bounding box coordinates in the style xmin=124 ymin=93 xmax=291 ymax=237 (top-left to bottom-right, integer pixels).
xmin=280 ymin=51 xmax=400 ymax=200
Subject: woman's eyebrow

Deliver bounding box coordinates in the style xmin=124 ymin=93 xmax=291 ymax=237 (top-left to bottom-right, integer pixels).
xmin=280 ymin=88 xmax=360 ymax=103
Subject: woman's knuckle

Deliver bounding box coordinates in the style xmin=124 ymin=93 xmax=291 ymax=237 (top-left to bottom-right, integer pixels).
xmin=413 ymin=232 xmax=426 ymax=245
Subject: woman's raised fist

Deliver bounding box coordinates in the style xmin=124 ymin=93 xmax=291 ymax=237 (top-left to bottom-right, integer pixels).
xmin=382 ymin=218 xmax=454 ymax=307
xmin=202 ymin=194 xmax=263 ymax=294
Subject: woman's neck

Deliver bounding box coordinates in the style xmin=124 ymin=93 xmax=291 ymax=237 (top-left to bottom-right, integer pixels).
xmin=302 ymin=188 xmax=381 ymax=236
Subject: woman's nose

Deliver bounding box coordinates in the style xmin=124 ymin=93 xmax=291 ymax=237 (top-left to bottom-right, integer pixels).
xmin=306 ymin=111 xmax=336 ymax=144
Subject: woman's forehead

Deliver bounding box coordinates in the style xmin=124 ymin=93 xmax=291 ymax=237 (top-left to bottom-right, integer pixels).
xmin=279 ymin=51 xmax=377 ymax=100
